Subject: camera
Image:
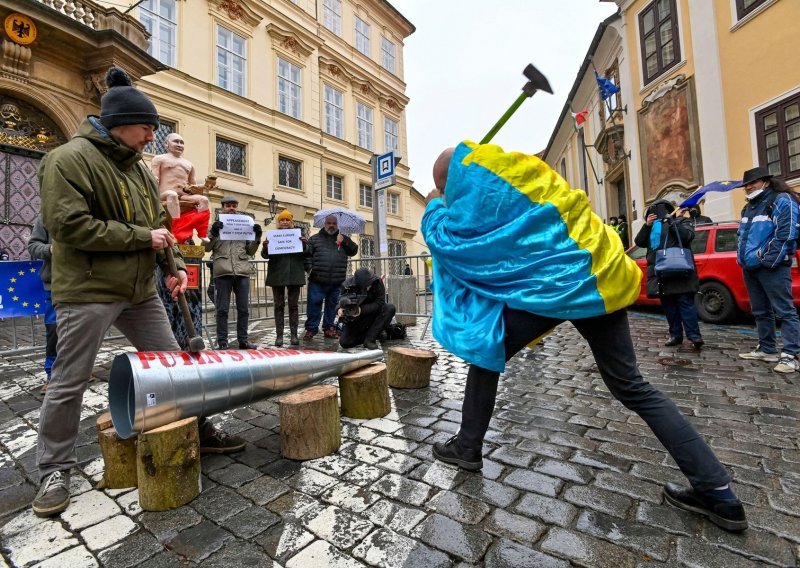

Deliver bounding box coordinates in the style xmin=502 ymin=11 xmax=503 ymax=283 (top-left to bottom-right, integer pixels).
xmin=338 ymin=288 xmax=367 ymax=322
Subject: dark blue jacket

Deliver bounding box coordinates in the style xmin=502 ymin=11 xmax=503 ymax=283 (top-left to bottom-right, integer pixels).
xmin=737 ymin=189 xmax=799 ymax=271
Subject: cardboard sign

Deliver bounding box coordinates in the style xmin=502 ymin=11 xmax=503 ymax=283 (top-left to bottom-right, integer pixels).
xmin=185 ymin=264 xmax=200 ymax=289
xmin=219 ymin=213 xmax=254 ymax=241
xmin=267 ymin=229 xmax=302 ymax=255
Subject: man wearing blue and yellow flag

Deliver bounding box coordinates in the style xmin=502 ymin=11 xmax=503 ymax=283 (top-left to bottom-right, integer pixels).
xmin=422 ymin=142 xmax=747 ymax=532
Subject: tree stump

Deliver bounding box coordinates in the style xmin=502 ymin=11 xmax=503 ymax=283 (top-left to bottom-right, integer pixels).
xmin=96 ymin=412 xmax=138 ymax=489
xmin=279 ymin=385 xmax=340 ymax=460
xmin=136 ymin=417 xmax=201 ymax=511
xmin=387 ymin=347 xmax=437 ymax=389
xmin=339 ymin=363 xmax=390 ymax=419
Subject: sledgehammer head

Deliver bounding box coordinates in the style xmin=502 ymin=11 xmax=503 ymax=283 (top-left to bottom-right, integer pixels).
xmin=187 ymin=336 xmax=205 ymax=352
xmin=522 ymin=64 xmax=553 ymax=96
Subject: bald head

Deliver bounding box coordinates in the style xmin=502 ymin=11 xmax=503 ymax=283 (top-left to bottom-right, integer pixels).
xmin=433 ymin=147 xmax=455 ymax=191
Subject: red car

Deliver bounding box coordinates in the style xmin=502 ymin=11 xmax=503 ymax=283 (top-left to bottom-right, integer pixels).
xmin=626 ymin=222 xmax=800 ymax=323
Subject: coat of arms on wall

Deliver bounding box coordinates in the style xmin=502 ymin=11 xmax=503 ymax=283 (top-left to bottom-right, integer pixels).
xmin=637 ymin=75 xmax=703 ymax=202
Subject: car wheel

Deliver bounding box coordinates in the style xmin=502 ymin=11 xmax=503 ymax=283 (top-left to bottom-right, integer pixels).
xmin=696 ymin=281 xmax=736 ymax=323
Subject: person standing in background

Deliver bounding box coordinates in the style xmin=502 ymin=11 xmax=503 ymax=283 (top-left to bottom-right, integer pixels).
xmin=27 ymin=215 xmax=56 ymax=393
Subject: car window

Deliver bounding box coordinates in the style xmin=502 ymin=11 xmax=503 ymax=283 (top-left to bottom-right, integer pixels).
xmin=627 ymin=245 xmax=648 ymax=260
xmin=715 ymin=229 xmax=738 ymax=253
xmin=690 ymin=230 xmax=709 ymax=254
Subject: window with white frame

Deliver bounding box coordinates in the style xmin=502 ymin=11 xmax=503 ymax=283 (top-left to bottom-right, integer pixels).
xmin=277 ymin=58 xmax=302 ymax=119
xmin=144 ymin=119 xmax=176 ymax=155
xmin=138 ymin=0 xmax=177 ymax=66
xmin=323 ymin=0 xmax=342 ymax=35
xmin=384 ymin=117 xmax=398 ymax=152
xmin=326 ymin=173 xmax=343 ymax=201
xmin=278 ymin=156 xmax=302 ymax=190
xmin=355 ymin=16 xmax=370 ymax=57
xmin=324 ymin=85 xmax=343 ymax=138
xmin=216 ymin=137 xmax=246 ymax=176
xmin=357 ymin=102 xmax=373 ymax=150
xmin=388 ymin=192 xmax=399 ymax=215
xmin=381 ymin=37 xmax=396 ymax=73
xmin=216 ymin=25 xmax=246 ymax=96
xmin=359 ymin=182 xmax=373 ymax=208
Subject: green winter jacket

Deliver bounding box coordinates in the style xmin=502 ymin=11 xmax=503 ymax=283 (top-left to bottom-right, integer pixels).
xmin=260 ymin=228 xmax=307 ymax=287
xmin=40 ymin=117 xmax=183 ymax=304
xmin=205 ymin=225 xmax=259 ymax=278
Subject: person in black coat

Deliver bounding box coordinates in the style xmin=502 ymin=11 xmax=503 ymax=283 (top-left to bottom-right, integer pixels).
xmin=337 ymin=268 xmax=396 ymax=350
xmin=634 ymin=199 xmax=704 ymax=349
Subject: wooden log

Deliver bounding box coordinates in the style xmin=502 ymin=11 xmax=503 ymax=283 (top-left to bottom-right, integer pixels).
xmin=339 ymin=363 xmax=390 ymax=419
xmin=279 ymin=385 xmax=340 ymax=460
xmin=387 ymin=347 xmax=437 ymax=389
xmin=97 ymin=411 xmax=138 ymax=489
xmin=136 ymin=417 xmax=201 ymax=511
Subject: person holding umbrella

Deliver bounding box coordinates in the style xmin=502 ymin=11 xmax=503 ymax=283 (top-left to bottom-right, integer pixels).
xmin=303 ymin=213 xmax=358 ymax=340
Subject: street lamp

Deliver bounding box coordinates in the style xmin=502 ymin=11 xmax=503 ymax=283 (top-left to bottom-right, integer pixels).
xmin=264 ymin=193 xmax=280 ymax=225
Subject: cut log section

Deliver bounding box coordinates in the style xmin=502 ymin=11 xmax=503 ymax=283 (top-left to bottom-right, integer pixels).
xmin=339 ymin=362 xmax=390 ymax=419
xmin=136 ymin=417 xmax=201 ymax=511
xmin=279 ymin=385 xmax=340 ymax=460
xmin=387 ymin=347 xmax=437 ymax=389
xmin=97 ymin=412 xmax=137 ymax=489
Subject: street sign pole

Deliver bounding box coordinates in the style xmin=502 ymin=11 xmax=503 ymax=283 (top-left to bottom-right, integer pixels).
xmin=371 ymin=151 xmax=396 ymax=266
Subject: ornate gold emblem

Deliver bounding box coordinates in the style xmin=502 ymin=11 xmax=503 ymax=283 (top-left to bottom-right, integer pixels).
xmin=4 ymin=13 xmax=36 ymax=46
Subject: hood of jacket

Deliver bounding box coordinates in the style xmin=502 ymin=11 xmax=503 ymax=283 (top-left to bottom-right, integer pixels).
xmin=82 ymin=116 xmax=145 ymax=171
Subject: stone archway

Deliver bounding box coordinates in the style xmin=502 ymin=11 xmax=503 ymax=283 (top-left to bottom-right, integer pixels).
xmin=0 ymin=95 xmax=67 ymax=259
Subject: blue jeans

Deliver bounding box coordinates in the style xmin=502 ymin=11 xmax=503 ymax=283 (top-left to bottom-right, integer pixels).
xmin=214 ymin=275 xmax=250 ymax=344
xmin=305 ymin=281 xmax=341 ymax=333
xmin=457 ymin=308 xmax=731 ymax=492
xmin=743 ymin=266 xmax=800 ymax=356
xmin=661 ymin=293 xmax=702 ymax=341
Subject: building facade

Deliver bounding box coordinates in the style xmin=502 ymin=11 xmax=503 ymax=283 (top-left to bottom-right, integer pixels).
xmin=0 ymin=0 xmax=423 ymax=269
xmin=544 ymin=0 xmax=800 ymax=237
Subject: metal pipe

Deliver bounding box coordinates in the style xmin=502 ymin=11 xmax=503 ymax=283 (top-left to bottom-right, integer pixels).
xmin=109 ymin=348 xmax=384 ymax=439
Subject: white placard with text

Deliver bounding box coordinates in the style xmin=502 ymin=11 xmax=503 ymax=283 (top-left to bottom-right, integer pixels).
xmin=219 ymin=213 xmax=255 ymax=241
xmin=267 ymin=229 xmax=302 ymax=255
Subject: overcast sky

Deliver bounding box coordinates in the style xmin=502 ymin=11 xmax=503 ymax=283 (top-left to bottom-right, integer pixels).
xmin=395 ymin=0 xmax=618 ymax=192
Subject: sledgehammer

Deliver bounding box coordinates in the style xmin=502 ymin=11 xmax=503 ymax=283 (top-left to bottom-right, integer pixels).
xmin=164 ymin=246 xmax=206 ymax=352
xmin=480 ymin=63 xmax=553 ymax=144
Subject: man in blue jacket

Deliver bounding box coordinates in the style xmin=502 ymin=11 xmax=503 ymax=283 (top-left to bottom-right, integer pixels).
xmin=737 ymin=166 xmax=800 ymax=373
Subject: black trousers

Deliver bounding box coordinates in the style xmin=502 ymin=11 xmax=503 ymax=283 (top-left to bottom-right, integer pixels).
xmin=339 ymin=304 xmax=396 ymax=348
xmin=457 ymin=307 xmax=731 ymax=492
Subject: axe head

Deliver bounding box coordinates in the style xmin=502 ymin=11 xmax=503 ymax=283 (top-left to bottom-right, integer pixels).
xmin=522 ymin=63 xmax=553 ymax=96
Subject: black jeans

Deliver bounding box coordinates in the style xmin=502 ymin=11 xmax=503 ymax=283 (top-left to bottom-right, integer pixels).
xmin=339 ymin=303 xmax=396 ymax=348
xmin=214 ymin=275 xmax=250 ymax=344
xmin=457 ymin=307 xmax=731 ymax=492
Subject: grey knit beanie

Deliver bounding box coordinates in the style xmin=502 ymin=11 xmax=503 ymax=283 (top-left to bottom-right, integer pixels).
xmin=99 ymin=67 xmax=159 ymax=129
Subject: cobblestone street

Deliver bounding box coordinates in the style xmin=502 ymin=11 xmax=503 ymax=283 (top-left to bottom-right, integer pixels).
xmin=1 ymin=310 xmax=799 ymax=567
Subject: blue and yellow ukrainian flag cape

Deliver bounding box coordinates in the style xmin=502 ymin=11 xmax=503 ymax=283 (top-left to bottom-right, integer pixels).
xmin=421 ymin=141 xmax=641 ymax=372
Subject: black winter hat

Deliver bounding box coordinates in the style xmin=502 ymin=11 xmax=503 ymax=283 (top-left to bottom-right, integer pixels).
xmin=740 ymin=166 xmax=773 ymax=187
xmin=99 ymin=67 xmax=159 ymax=129
xmin=353 ymin=268 xmax=373 ymax=289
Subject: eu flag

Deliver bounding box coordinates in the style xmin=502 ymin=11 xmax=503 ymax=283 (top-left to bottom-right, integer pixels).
xmin=595 ymin=72 xmax=620 ymax=101
xmin=679 ymin=180 xmax=742 ymax=207
xmin=0 ymin=260 xmax=47 ymax=317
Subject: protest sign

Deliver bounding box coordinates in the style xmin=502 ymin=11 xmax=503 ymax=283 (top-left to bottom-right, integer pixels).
xmin=219 ymin=213 xmax=254 ymax=240
xmin=267 ymin=229 xmax=302 ymax=255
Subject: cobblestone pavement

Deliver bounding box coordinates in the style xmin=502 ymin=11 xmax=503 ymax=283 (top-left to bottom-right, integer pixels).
xmin=1 ymin=310 xmax=799 ymax=567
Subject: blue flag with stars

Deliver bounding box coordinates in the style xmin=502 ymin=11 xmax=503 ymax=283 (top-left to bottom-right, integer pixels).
xmin=679 ymin=180 xmax=742 ymax=207
xmin=0 ymin=260 xmax=47 ymax=317
xmin=595 ymin=71 xmax=620 ymax=101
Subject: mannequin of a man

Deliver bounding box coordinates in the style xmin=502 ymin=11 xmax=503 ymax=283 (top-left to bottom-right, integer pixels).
xmin=150 ymin=133 xmax=210 ymax=219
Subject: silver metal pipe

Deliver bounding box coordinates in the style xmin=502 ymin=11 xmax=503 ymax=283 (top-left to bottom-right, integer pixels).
xmin=109 ymin=348 xmax=384 ymax=439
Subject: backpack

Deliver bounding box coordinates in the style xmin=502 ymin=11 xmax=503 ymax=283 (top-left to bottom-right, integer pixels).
xmin=383 ymin=322 xmax=407 ymax=340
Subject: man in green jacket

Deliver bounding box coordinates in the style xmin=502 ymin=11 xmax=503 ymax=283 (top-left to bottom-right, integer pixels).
xmin=33 ymin=67 xmax=245 ymax=519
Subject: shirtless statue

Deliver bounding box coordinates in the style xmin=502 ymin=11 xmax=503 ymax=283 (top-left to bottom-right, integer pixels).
xmin=150 ymin=133 xmax=210 ymax=219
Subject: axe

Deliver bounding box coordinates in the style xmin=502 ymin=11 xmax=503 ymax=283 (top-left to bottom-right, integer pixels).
xmin=480 ymin=63 xmax=553 ymax=144
xmin=164 ymin=246 xmax=206 ymax=352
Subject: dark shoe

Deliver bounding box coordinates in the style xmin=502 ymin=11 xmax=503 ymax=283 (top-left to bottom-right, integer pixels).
xmin=32 ymin=470 xmax=71 ymax=518
xmin=663 ymin=482 xmax=748 ymax=532
xmin=692 ymin=339 xmax=705 ymax=350
xmin=290 ymin=332 xmax=300 ymax=346
xmin=664 ymin=337 xmax=683 ymax=346
xmin=303 ymin=330 xmax=316 ymax=341
xmin=432 ymin=435 xmax=483 ymax=471
xmin=324 ymin=328 xmax=339 ymax=339
xmin=275 ymin=336 xmax=284 ymax=347
xmin=217 ymin=341 xmax=229 ymax=350
xmin=364 ymin=340 xmax=379 ymax=350
xmin=238 ymin=340 xmax=257 ymax=350
xmin=199 ymin=428 xmax=246 ymax=454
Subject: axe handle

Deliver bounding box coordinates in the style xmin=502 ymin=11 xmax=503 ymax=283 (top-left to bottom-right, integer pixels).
xmin=164 ymin=247 xmax=199 ymax=340
xmin=480 ymin=92 xmax=529 ymax=144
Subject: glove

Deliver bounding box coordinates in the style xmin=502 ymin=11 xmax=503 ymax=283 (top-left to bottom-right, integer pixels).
xmin=210 ymin=221 xmax=223 ymax=237
xmin=253 ymin=224 xmax=262 ymax=239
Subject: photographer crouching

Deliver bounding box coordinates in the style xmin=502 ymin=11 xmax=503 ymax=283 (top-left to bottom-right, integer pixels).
xmin=337 ymin=268 xmax=396 ymax=350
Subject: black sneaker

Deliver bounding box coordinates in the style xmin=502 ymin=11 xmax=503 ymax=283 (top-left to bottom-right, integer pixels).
xmin=32 ymin=470 xmax=71 ymax=518
xmin=664 ymin=336 xmax=683 ymax=346
xmin=217 ymin=340 xmax=229 ymax=350
xmin=238 ymin=340 xmax=257 ymax=350
xmin=364 ymin=340 xmax=379 ymax=350
xmin=432 ymin=435 xmax=483 ymax=471
xmin=200 ymin=428 xmax=246 ymax=454
xmin=663 ymin=482 xmax=748 ymax=532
